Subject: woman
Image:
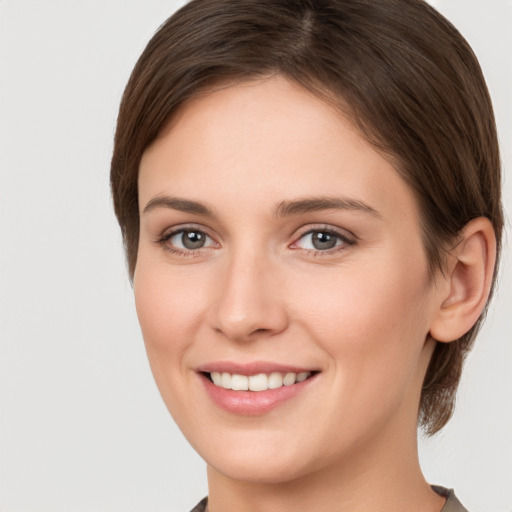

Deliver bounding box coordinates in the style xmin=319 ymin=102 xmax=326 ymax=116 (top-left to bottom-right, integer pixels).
xmin=110 ymin=0 xmax=503 ymax=510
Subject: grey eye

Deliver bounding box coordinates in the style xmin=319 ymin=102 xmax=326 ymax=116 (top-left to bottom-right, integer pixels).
xmin=295 ymin=230 xmax=345 ymax=251
xmin=170 ymin=230 xmax=213 ymax=250
xmin=182 ymin=231 xmax=206 ymax=249
xmin=311 ymin=231 xmax=338 ymax=250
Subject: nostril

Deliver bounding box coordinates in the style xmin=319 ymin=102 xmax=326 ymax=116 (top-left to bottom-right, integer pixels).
xmin=208 ymin=291 xmax=289 ymax=341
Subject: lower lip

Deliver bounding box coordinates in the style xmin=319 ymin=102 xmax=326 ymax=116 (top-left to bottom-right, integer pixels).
xmin=199 ymin=373 xmax=318 ymax=416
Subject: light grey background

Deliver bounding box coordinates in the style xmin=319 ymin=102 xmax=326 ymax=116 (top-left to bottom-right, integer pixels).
xmin=0 ymin=1 xmax=510 ymax=511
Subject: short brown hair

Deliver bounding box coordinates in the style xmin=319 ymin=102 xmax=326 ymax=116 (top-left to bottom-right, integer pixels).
xmin=111 ymin=0 xmax=503 ymax=434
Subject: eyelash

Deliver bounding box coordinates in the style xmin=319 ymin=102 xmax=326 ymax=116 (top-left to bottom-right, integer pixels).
xmin=155 ymin=225 xmax=356 ymax=257
xmin=155 ymin=225 xmax=217 ymax=257
xmin=290 ymin=227 xmax=356 ymax=256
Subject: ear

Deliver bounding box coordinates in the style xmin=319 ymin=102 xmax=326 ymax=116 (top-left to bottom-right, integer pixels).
xmin=429 ymin=217 xmax=497 ymax=343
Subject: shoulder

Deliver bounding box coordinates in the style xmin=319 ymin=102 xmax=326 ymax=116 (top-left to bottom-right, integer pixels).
xmin=189 ymin=491 xmax=469 ymax=512
xmin=433 ymin=486 xmax=469 ymax=512
xmin=189 ymin=497 xmax=208 ymax=512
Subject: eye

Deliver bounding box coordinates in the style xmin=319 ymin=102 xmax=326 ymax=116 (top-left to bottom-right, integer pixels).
xmin=171 ymin=230 xmax=210 ymax=250
xmin=158 ymin=228 xmax=217 ymax=254
xmin=293 ymin=228 xmax=354 ymax=252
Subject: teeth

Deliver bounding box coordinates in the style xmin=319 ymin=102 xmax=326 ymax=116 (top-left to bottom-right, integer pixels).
xmin=268 ymin=372 xmax=283 ymax=389
xmin=209 ymin=371 xmax=312 ymax=391
xmin=231 ymin=374 xmax=249 ymax=391
xmin=221 ymin=372 xmax=232 ymax=388
xmin=249 ymin=373 xmax=268 ymax=391
xmin=296 ymin=372 xmax=309 ymax=382
xmin=283 ymin=372 xmax=296 ymax=386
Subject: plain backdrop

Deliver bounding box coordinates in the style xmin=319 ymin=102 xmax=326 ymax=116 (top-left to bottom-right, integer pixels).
xmin=0 ymin=1 xmax=510 ymax=511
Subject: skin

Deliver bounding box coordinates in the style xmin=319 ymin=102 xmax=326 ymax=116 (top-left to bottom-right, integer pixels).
xmin=135 ymin=76 xmax=452 ymax=512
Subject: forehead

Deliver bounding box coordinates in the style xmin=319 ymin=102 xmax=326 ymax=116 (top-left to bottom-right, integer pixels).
xmin=138 ymin=76 xmax=419 ymax=224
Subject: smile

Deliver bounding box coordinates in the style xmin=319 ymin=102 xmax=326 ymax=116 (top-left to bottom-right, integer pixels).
xmin=198 ymin=365 xmax=319 ymax=416
xmin=208 ymin=371 xmax=312 ymax=391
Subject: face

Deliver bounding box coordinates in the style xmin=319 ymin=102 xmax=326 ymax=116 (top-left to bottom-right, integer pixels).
xmin=135 ymin=76 xmax=442 ymax=484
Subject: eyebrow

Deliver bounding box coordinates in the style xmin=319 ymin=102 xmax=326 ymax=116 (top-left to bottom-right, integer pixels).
xmin=143 ymin=196 xmax=215 ymax=217
xmin=142 ymin=195 xmax=381 ymax=219
xmin=273 ymin=196 xmax=382 ymax=219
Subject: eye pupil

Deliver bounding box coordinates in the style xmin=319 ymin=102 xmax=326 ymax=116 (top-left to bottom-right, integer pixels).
xmin=182 ymin=231 xmax=206 ymax=249
xmin=312 ymin=231 xmax=337 ymax=250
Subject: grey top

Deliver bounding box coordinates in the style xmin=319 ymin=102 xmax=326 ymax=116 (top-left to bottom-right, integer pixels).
xmin=189 ymin=486 xmax=468 ymax=511
xmin=190 ymin=497 xmax=208 ymax=512
xmin=433 ymin=486 xmax=469 ymax=512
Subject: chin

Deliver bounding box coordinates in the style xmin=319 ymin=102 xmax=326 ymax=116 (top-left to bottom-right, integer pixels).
xmin=192 ymin=428 xmax=329 ymax=485
xmin=207 ymin=452 xmax=312 ymax=485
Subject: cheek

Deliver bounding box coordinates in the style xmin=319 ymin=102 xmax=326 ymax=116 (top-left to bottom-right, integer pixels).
xmin=297 ymin=258 xmax=429 ymax=336
xmin=133 ymin=261 xmax=214 ymax=424
xmin=292 ymin=257 xmax=432 ymax=400
xmin=133 ymin=262 xmax=205 ymax=368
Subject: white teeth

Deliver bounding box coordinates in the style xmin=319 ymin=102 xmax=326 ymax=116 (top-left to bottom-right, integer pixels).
xmin=231 ymin=374 xmax=249 ymax=390
xmin=296 ymin=372 xmax=309 ymax=382
xmin=268 ymin=372 xmax=283 ymax=389
xmin=221 ymin=372 xmax=232 ymax=388
xmin=249 ymin=373 xmax=268 ymax=391
xmin=211 ymin=371 xmax=222 ymax=386
xmin=209 ymin=371 xmax=312 ymax=391
xmin=283 ymin=372 xmax=296 ymax=386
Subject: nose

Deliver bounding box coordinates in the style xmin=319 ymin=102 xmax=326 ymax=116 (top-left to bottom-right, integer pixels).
xmin=208 ymin=250 xmax=289 ymax=342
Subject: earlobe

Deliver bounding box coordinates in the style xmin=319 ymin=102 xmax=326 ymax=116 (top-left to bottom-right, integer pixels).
xmin=429 ymin=217 xmax=497 ymax=343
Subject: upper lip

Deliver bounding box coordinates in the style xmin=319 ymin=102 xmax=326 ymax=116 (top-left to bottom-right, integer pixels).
xmin=196 ymin=361 xmax=319 ymax=375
